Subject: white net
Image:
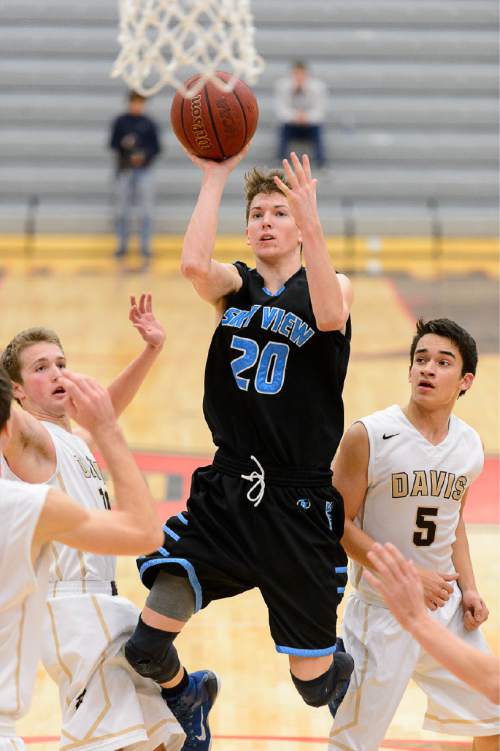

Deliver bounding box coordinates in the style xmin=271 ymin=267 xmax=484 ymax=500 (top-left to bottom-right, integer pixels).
xmin=111 ymin=0 xmax=265 ymax=97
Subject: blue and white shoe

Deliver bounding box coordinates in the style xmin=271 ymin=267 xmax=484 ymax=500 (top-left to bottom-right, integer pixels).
xmin=163 ymin=670 xmax=220 ymax=751
xmin=328 ymin=638 xmax=354 ymax=719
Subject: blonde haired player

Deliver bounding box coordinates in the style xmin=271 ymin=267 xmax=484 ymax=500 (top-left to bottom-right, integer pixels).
xmin=329 ymin=318 xmax=499 ymax=750
xmin=0 ymin=295 xmax=184 ymax=751
xmin=0 ymin=368 xmax=183 ymax=751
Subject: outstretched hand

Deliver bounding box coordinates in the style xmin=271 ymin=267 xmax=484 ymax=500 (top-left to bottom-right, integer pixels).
xmin=129 ymin=293 xmax=165 ymax=349
xmin=273 ymin=152 xmax=319 ymax=230
xmin=61 ymin=372 xmax=116 ymax=434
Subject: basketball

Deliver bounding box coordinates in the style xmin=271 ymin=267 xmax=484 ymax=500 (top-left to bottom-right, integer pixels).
xmin=170 ymin=71 xmax=259 ymax=161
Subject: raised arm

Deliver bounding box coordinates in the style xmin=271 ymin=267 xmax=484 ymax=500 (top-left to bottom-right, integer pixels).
xmin=179 ymin=148 xmax=249 ymax=306
xmin=34 ymin=372 xmax=161 ymax=555
xmin=365 ymin=543 xmax=499 ymax=705
xmin=107 ymin=293 xmax=165 ymax=417
xmin=274 ymin=153 xmax=353 ymax=332
xmin=452 ymin=490 xmax=489 ymax=631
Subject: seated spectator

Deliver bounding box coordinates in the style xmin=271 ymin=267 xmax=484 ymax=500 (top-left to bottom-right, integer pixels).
xmin=274 ymin=60 xmax=328 ymax=168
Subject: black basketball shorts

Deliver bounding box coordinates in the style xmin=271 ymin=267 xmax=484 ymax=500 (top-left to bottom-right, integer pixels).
xmin=138 ymin=464 xmax=348 ymax=656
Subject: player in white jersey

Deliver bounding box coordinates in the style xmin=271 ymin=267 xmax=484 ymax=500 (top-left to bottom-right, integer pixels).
xmin=329 ymin=318 xmax=499 ymax=751
xmin=0 ymin=295 xmax=184 ymax=751
xmin=0 ymin=368 xmax=183 ymax=751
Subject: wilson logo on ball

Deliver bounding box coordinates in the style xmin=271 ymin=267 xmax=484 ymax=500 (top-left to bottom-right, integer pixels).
xmin=171 ymin=71 xmax=259 ymax=161
xmin=190 ymin=95 xmax=213 ymax=151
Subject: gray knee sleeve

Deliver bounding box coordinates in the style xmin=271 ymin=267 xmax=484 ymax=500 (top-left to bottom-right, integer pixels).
xmin=146 ymin=571 xmax=195 ymax=621
xmin=124 ymin=617 xmax=181 ymax=684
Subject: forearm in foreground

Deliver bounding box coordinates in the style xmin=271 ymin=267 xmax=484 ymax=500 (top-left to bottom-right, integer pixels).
xmin=410 ymin=615 xmax=500 ymax=704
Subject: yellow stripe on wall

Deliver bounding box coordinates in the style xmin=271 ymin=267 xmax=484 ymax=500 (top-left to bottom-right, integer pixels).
xmin=0 ymin=234 xmax=497 ymax=277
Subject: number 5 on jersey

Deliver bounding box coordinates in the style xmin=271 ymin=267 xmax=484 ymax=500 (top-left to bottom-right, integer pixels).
xmin=230 ymin=335 xmax=289 ymax=395
xmin=413 ymin=506 xmax=438 ymax=546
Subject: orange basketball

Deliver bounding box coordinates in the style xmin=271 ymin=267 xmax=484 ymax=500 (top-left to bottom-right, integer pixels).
xmin=170 ymin=71 xmax=259 ymax=161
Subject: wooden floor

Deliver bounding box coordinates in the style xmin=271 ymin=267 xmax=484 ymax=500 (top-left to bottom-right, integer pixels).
xmin=1 ymin=259 xmax=497 ymax=750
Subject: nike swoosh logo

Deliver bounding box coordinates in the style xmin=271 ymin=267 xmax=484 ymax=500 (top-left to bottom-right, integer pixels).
xmin=382 ymin=433 xmax=400 ymax=440
xmin=195 ymin=706 xmax=207 ymax=742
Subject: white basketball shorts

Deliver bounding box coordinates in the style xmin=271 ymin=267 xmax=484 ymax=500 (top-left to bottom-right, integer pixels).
xmin=42 ymin=592 xmax=185 ymax=751
xmin=329 ymin=586 xmax=499 ymax=751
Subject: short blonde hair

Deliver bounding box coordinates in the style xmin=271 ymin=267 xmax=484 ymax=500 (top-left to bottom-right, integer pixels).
xmin=1 ymin=327 xmax=63 ymax=384
xmin=244 ymin=168 xmax=290 ymax=222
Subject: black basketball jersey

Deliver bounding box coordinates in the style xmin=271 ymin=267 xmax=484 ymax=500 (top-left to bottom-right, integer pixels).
xmin=203 ymin=262 xmax=351 ymax=470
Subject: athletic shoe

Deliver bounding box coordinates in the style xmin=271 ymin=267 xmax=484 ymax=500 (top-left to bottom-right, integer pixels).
xmin=328 ymin=638 xmax=354 ymax=718
xmin=163 ymin=670 xmax=220 ymax=750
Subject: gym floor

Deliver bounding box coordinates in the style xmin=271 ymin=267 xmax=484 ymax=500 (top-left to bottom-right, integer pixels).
xmin=1 ymin=250 xmax=497 ymax=750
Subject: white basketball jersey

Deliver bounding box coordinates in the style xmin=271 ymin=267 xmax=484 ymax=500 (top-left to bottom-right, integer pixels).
xmin=349 ymin=405 xmax=483 ymax=605
xmin=0 ymin=479 xmax=50 ymax=722
xmin=0 ymin=422 xmax=116 ymax=593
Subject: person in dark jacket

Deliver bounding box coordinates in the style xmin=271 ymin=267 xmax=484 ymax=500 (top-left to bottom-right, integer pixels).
xmin=110 ymin=91 xmax=161 ymax=270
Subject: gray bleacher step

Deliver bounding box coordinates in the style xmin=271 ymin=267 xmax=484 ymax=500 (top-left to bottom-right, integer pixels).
xmin=0 ymin=26 xmax=497 ymax=62
xmin=1 ymin=0 xmax=497 ymax=28
xmin=0 ymin=59 xmax=497 ymax=95
xmin=0 ymin=127 xmax=497 ymax=166
xmin=1 ymin=93 xmax=497 ymax=131
xmin=1 ymin=164 xmax=497 ymax=202
xmin=0 ymin=200 xmax=497 ymax=237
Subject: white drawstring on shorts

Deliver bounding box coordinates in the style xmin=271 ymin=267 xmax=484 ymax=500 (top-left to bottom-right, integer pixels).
xmin=241 ymin=455 xmax=265 ymax=507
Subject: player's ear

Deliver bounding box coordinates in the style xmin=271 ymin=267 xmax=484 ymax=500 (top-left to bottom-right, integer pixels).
xmin=245 ymin=227 xmax=251 ymax=246
xmin=459 ymin=372 xmax=474 ymax=394
xmin=11 ymin=380 xmax=26 ymax=402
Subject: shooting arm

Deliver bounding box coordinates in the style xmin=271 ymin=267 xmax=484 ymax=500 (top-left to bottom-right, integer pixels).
xmin=180 ymin=152 xmax=248 ymax=305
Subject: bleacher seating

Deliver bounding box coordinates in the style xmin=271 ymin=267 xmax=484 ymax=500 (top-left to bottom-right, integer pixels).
xmin=0 ymin=0 xmax=498 ymax=236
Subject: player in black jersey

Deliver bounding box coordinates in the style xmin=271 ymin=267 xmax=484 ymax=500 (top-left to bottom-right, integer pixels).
xmin=125 ymin=149 xmax=354 ymax=747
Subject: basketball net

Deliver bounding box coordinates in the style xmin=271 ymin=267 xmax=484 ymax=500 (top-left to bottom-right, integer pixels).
xmin=111 ymin=0 xmax=264 ymax=97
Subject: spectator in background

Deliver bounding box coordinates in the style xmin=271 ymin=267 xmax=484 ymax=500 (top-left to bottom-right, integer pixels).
xmin=110 ymin=91 xmax=161 ymax=271
xmin=274 ymin=61 xmax=328 ymax=168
